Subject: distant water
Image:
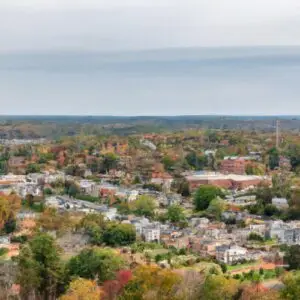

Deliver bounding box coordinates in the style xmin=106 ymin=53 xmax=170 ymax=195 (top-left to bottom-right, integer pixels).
xmin=0 ymin=46 xmax=300 ymax=115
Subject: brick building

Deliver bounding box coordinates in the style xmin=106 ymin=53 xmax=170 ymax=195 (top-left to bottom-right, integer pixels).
xmin=186 ymin=172 xmax=271 ymax=191
xmin=220 ymin=158 xmax=246 ymax=175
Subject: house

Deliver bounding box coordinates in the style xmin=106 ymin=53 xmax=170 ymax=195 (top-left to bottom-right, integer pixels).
xmin=0 ymin=236 xmax=10 ymax=245
xmin=216 ymin=245 xmax=248 ymax=264
xmin=78 ymin=180 xmax=97 ymax=195
xmin=190 ymin=238 xmax=227 ymax=257
xmin=143 ymin=226 xmax=160 ymax=242
xmin=267 ymin=220 xmax=289 ymax=241
xmin=103 ymin=208 xmax=118 ymax=221
xmin=249 ymin=224 xmax=267 ymax=236
xmin=272 ymin=198 xmax=289 ymax=209
xmin=190 ymin=217 xmax=209 ymax=228
xmin=128 ymin=190 xmax=139 ymax=202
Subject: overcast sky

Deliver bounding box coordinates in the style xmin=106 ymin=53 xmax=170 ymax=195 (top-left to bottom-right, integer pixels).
xmin=0 ymin=0 xmax=300 ymax=115
xmin=1 ymin=0 xmax=300 ymax=52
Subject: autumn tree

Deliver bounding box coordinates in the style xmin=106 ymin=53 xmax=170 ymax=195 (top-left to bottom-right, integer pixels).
xmin=38 ymin=207 xmax=73 ymax=234
xmin=121 ymin=265 xmax=181 ymax=300
xmin=200 ymin=274 xmax=239 ymax=300
xmin=241 ymin=284 xmax=280 ymax=300
xmin=102 ymin=270 xmax=132 ymax=300
xmin=0 ymin=193 xmax=21 ymax=231
xmin=60 ymin=278 xmax=102 ymax=300
xmin=281 ymin=271 xmax=300 ymax=300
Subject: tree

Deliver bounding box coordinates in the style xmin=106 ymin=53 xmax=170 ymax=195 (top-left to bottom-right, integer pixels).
xmin=193 ymin=185 xmax=223 ymax=211
xmin=241 ymin=285 xmax=280 ymax=300
xmin=248 ymin=232 xmax=264 ymax=242
xmin=101 ymin=153 xmax=119 ymax=173
xmin=38 ymin=208 xmax=73 ymax=233
xmin=102 ymin=270 xmax=132 ymax=300
xmin=67 ymin=248 xmax=124 ymax=284
xmin=185 ymin=152 xmax=207 ymax=170
xmin=175 ymin=178 xmax=190 ymax=197
xmin=264 ymin=204 xmax=280 ymax=217
xmin=162 ymin=155 xmax=175 ymax=171
xmin=166 ymin=205 xmax=186 ymax=223
xmin=246 ymin=163 xmax=265 ymax=175
xmin=200 ymin=275 xmax=239 ymax=300
xmin=268 ymin=147 xmax=280 ymax=170
xmin=256 ymin=184 xmax=273 ymax=205
xmin=60 ymin=278 xmax=102 ymax=300
xmin=26 ymin=163 xmax=41 ymax=174
xmin=78 ymin=213 xmax=107 ymax=245
xmin=207 ymin=197 xmax=227 ymax=220
xmin=67 ymin=183 xmax=80 ymax=198
xmin=121 ymin=265 xmax=181 ymax=300
xmin=0 ymin=194 xmax=21 ymax=230
xmin=286 ymin=245 xmax=300 ymax=270
xmin=16 ymin=233 xmax=63 ymax=299
xmin=102 ymin=223 xmax=136 ymax=247
xmin=130 ymin=195 xmax=157 ymax=217
xmin=281 ymin=272 xmax=300 ymax=300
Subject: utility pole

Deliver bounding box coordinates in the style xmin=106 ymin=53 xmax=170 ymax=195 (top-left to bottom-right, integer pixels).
xmin=276 ymin=119 xmax=280 ymax=149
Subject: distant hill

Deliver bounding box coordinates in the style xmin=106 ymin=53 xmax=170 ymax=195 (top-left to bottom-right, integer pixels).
xmin=0 ymin=115 xmax=299 ymax=139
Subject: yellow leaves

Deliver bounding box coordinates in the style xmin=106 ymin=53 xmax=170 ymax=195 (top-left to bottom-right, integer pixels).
xmin=0 ymin=194 xmax=21 ymax=229
xmin=123 ymin=265 xmax=182 ymax=300
xmin=60 ymin=278 xmax=102 ymax=300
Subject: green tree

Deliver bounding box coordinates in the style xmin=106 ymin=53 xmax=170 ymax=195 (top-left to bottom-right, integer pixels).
xmin=26 ymin=163 xmax=41 ymax=174
xmin=264 ymin=204 xmax=280 ymax=217
xmin=207 ymin=197 xmax=227 ymax=220
xmin=78 ymin=213 xmax=107 ymax=245
xmin=130 ymin=195 xmax=157 ymax=217
xmin=166 ymin=205 xmax=186 ymax=223
xmin=185 ymin=152 xmax=207 ymax=170
xmin=268 ymin=147 xmax=280 ymax=170
xmin=15 ymin=233 xmax=63 ymax=299
xmin=102 ymin=223 xmax=136 ymax=247
xmin=67 ymin=248 xmax=124 ymax=284
xmin=101 ymin=153 xmax=119 ymax=173
xmin=286 ymin=245 xmax=300 ymax=270
xmin=193 ymin=185 xmax=223 ymax=211
xmin=162 ymin=155 xmax=175 ymax=171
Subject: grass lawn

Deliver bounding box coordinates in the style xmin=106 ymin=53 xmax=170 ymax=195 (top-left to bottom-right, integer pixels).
xmin=147 ymin=248 xmax=169 ymax=258
xmin=227 ymin=261 xmax=260 ymax=271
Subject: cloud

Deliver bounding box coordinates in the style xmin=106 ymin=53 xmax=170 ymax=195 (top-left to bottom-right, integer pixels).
xmin=0 ymin=0 xmax=299 ymax=52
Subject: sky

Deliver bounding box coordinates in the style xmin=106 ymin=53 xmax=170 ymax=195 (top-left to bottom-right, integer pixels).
xmin=0 ymin=0 xmax=300 ymax=115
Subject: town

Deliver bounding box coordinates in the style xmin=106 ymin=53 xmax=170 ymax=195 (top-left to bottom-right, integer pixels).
xmin=0 ymin=124 xmax=300 ymax=299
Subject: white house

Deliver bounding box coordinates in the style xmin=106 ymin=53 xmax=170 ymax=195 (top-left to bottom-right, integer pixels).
xmin=143 ymin=226 xmax=160 ymax=242
xmin=128 ymin=190 xmax=139 ymax=202
xmin=216 ymin=245 xmax=248 ymax=264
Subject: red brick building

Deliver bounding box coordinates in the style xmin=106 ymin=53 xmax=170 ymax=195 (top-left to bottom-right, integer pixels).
xmin=220 ymin=158 xmax=246 ymax=175
xmin=186 ymin=172 xmax=271 ymax=191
